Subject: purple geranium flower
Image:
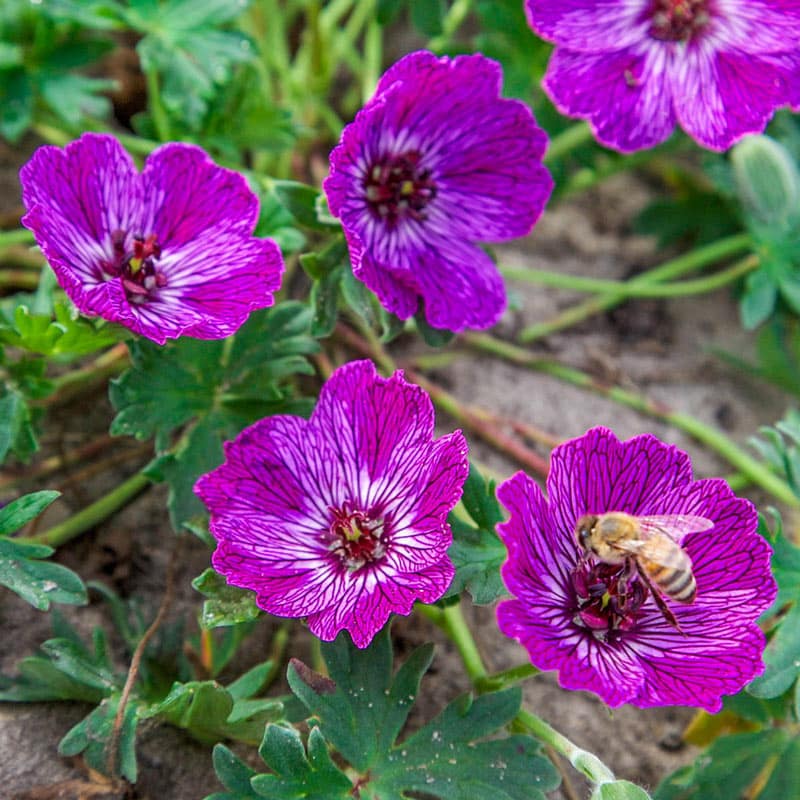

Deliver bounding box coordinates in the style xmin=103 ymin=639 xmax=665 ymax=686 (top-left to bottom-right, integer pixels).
xmin=526 ymin=0 xmax=800 ymax=152
xmin=324 ymin=50 xmax=553 ymax=331
xmin=20 ymin=133 xmax=284 ymax=344
xmin=496 ymin=426 xmax=776 ymax=711
xmin=194 ymin=359 xmax=469 ymax=648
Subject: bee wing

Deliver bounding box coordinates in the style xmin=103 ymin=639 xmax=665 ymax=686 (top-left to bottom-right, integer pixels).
xmin=636 ymin=514 xmax=714 ymax=543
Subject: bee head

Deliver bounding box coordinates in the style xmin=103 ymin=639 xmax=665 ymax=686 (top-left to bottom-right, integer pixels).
xmin=575 ymin=514 xmax=598 ymax=552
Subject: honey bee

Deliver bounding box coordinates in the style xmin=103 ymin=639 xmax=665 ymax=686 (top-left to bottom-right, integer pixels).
xmin=574 ymin=512 xmax=714 ymax=629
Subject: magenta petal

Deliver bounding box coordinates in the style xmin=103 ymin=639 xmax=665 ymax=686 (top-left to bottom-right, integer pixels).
xmin=142 ymin=143 xmax=260 ymax=247
xmin=543 ymin=47 xmax=677 ymax=153
xmin=525 ymin=0 xmax=648 ymax=51
xmin=673 ymin=48 xmax=797 ymax=150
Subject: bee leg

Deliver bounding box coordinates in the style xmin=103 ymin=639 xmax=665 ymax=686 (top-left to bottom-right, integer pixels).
xmin=635 ymin=563 xmax=683 ymax=633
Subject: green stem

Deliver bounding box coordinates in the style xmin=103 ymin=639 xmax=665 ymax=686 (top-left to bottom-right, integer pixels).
xmin=504 ymin=254 xmax=758 ymax=297
xmin=543 ymin=122 xmax=595 ymax=163
xmin=516 ymin=709 xmax=616 ymax=785
xmin=464 ymin=332 xmax=800 ymax=507
xmin=0 ymin=270 xmax=40 ymax=289
xmin=42 ymin=344 xmax=130 ymax=407
xmin=519 ymin=232 xmax=752 ymax=342
xmin=418 ymin=602 xmax=487 ymax=684
xmin=428 ymin=0 xmax=473 ymax=51
xmin=476 ymin=663 xmax=539 ymax=694
xmin=30 ymin=471 xmax=152 ymax=548
xmin=33 ymin=123 xmax=72 ymax=146
xmin=0 ymin=229 xmax=35 ymax=248
xmin=145 ymin=68 xmax=172 ymax=142
xmin=362 ymin=13 xmax=382 ymax=102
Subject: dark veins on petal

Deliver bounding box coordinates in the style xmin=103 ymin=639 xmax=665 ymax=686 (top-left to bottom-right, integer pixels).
xmin=102 ymin=229 xmax=168 ymax=301
xmin=570 ymin=559 xmax=648 ymax=644
xmin=326 ymin=504 xmax=388 ymax=572
xmin=364 ymin=151 xmax=436 ymax=228
xmin=648 ymin=0 xmax=711 ymax=42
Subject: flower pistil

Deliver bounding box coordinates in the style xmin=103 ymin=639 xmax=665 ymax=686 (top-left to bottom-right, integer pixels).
xmin=104 ymin=229 xmax=167 ymax=300
xmin=328 ymin=505 xmax=387 ymax=571
xmin=571 ymin=559 xmax=648 ymax=640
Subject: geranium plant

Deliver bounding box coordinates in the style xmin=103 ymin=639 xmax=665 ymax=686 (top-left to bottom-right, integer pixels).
xmin=1 ymin=2 xmax=799 ymax=799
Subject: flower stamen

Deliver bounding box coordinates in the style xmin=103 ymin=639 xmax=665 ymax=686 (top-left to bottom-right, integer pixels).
xmin=649 ymin=0 xmax=711 ymax=42
xmin=364 ymin=151 xmax=436 ymax=227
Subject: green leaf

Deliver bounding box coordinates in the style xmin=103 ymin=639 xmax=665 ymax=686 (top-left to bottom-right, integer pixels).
xmin=272 ymin=180 xmax=331 ymax=230
xmin=110 ymin=303 xmax=316 ymax=529
xmin=0 ymin=68 xmax=33 ymax=142
xmin=0 ymin=489 xmax=59 ymax=534
xmin=192 ymin=567 xmax=261 ymax=629
xmin=376 ymin=0 xmax=406 ymax=25
xmin=741 ymin=268 xmax=778 ymax=329
xmin=340 ymin=269 xmax=378 ymax=329
xmin=633 ymin=192 xmax=740 ymax=248
xmin=410 ymin=0 xmax=445 ymax=36
xmin=134 ymin=6 xmax=254 ymax=131
xmin=0 ymin=303 xmax=124 ymax=359
xmin=207 ymin=743 xmax=261 ymax=800
xmin=40 ymin=72 xmax=114 ymax=126
xmin=595 ymin=781 xmax=653 ymax=800
xmin=143 ymin=678 xmax=283 ymax=745
xmin=0 ymin=630 xmax=117 ymax=703
xmin=415 ymin=308 xmax=455 ymax=347
xmin=310 ymin=265 xmax=345 ymax=338
xmin=0 ymin=388 xmax=38 ymax=463
xmin=250 ymin=725 xmax=352 ymax=798
xmin=286 ymin=627 xmax=560 ymax=798
xmin=0 ymin=537 xmax=87 ymax=610
xmin=59 ymin=693 xmax=140 ymax=782
xmin=287 ymin=627 xmax=427 ymax=771
xmin=445 ymin=464 xmax=507 ymax=604
xmin=655 ymin=729 xmax=795 ymax=800
xmin=110 ymin=337 xmax=225 ymax=441
xmin=369 ymin=690 xmax=557 ymax=800
xmin=731 ymin=135 xmax=800 ymax=230
xmin=748 ymin=603 xmax=800 ymax=699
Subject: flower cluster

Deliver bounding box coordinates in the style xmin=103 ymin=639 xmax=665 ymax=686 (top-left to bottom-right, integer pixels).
xmin=325 ymin=50 xmax=553 ymax=332
xmin=526 ymin=0 xmax=800 ymax=152
xmin=195 ymin=360 xmax=469 ymax=648
xmin=20 ymin=133 xmax=284 ymax=344
xmin=496 ymin=427 xmax=776 ymax=711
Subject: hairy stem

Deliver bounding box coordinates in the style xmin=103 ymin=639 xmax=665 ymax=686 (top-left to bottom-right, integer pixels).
xmin=429 ymin=0 xmax=474 ymax=51
xmin=29 ymin=471 xmax=152 ymax=548
xmin=418 ymin=601 xmax=487 ymax=684
xmin=0 ymin=229 xmax=35 ymax=248
xmin=465 ymin=332 xmax=800 ymax=507
xmin=476 ymin=663 xmax=540 ymax=694
xmin=519 ymin=232 xmax=752 ymax=342
xmin=145 ymin=68 xmax=172 ymax=142
xmin=504 ymin=254 xmax=758 ymax=297
xmin=39 ymin=343 xmax=130 ymax=408
xmin=544 ymin=122 xmax=595 ymax=163
xmin=516 ymin=709 xmax=616 ymax=785
xmin=107 ymin=540 xmax=180 ymax=776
